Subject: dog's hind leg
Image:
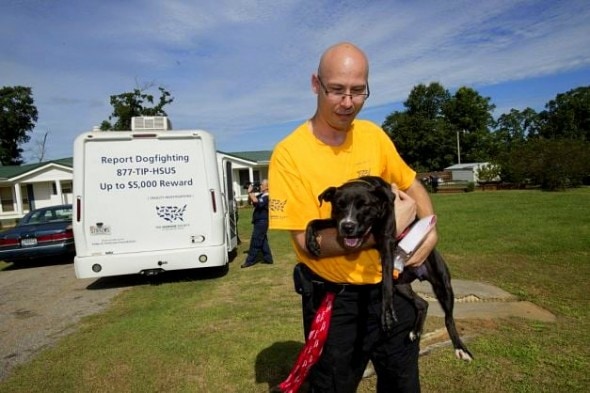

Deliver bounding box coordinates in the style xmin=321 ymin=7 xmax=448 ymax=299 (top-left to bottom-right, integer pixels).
xmin=396 ymin=284 xmax=428 ymax=341
xmin=428 ymin=250 xmax=474 ymax=361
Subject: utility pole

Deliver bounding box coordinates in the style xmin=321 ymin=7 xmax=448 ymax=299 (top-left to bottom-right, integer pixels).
xmin=456 ymin=130 xmax=462 ymax=164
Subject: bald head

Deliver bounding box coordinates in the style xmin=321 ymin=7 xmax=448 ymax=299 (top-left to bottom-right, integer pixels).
xmin=318 ymin=42 xmax=369 ymax=80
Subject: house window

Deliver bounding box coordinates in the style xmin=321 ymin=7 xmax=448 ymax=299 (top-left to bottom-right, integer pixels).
xmin=238 ymin=169 xmax=260 ymax=187
xmin=20 ymin=185 xmax=30 ymax=211
xmin=52 ymin=182 xmax=57 ymax=195
xmin=61 ymin=181 xmax=73 ymax=193
xmin=0 ymin=187 xmax=15 ymax=212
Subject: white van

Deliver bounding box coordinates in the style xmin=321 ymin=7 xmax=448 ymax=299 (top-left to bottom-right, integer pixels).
xmin=72 ymin=117 xmax=238 ymax=279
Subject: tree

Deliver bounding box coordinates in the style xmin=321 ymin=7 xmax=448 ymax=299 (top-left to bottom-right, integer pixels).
xmin=101 ymin=86 xmax=174 ymax=131
xmin=27 ymin=130 xmax=49 ymax=163
xmin=502 ymin=138 xmax=590 ymax=190
xmin=383 ymin=83 xmax=453 ymax=171
xmin=490 ymin=107 xmax=540 ymax=158
xmin=443 ymin=87 xmax=496 ymax=163
xmin=537 ymin=86 xmax=590 ymax=141
xmin=493 ymin=87 xmax=590 ymax=189
xmin=475 ymin=163 xmax=502 ymax=183
xmin=0 ymin=86 xmax=38 ymax=165
xmin=383 ymin=83 xmax=496 ymax=170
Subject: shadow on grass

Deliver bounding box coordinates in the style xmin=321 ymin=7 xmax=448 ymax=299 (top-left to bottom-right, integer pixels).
xmin=86 ymin=265 xmax=230 ymax=290
xmin=255 ymin=340 xmax=306 ymax=391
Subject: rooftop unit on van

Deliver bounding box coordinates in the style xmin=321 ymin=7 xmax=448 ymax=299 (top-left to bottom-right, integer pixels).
xmin=131 ymin=116 xmax=172 ymax=131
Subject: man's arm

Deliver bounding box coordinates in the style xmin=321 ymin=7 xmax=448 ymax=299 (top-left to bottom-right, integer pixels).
xmin=247 ymin=185 xmax=259 ymax=204
xmin=403 ymin=179 xmax=438 ymax=267
xmin=290 ymin=185 xmax=419 ymax=258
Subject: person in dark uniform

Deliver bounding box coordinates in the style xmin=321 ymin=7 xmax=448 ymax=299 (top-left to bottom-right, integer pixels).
xmin=241 ymin=179 xmax=273 ymax=268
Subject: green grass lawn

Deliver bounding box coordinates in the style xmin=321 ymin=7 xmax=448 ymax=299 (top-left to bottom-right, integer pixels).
xmin=1 ymin=188 xmax=589 ymax=392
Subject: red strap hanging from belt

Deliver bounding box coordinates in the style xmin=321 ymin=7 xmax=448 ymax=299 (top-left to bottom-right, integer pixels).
xmin=277 ymin=291 xmax=335 ymax=393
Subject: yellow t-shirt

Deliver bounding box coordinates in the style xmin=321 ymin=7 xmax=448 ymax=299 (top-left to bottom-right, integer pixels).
xmin=269 ymin=119 xmax=416 ymax=284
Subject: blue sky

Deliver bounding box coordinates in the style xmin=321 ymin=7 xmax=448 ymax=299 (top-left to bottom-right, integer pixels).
xmin=2 ymin=0 xmax=589 ymax=162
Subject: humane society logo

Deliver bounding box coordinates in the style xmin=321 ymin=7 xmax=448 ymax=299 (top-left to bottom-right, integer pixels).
xmin=156 ymin=204 xmax=187 ymax=222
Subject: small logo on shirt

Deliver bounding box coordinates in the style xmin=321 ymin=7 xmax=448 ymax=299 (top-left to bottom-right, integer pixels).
xmin=270 ymin=198 xmax=287 ymax=213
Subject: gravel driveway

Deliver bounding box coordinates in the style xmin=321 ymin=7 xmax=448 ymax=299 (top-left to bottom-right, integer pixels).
xmin=0 ymin=260 xmax=130 ymax=381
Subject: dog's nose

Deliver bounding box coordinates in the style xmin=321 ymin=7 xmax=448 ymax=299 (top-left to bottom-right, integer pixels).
xmin=340 ymin=221 xmax=356 ymax=235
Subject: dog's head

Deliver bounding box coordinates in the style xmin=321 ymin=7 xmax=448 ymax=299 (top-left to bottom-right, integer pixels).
xmin=318 ymin=176 xmax=395 ymax=249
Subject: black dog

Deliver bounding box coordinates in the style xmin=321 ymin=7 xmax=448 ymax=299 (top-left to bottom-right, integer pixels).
xmin=305 ymin=176 xmax=473 ymax=361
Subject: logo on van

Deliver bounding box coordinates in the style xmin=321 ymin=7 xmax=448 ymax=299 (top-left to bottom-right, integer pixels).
xmin=90 ymin=223 xmax=111 ymax=235
xmin=156 ymin=205 xmax=187 ymax=222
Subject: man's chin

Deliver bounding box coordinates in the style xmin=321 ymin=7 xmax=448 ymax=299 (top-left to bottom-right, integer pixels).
xmin=329 ymin=117 xmax=354 ymax=131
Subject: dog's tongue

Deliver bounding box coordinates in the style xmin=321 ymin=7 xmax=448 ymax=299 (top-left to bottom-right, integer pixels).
xmin=344 ymin=237 xmax=362 ymax=248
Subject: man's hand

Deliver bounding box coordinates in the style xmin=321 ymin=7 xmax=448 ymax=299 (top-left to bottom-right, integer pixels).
xmin=399 ymin=178 xmax=439 ymax=268
xmin=392 ymin=186 xmax=416 ymax=237
xmin=404 ymin=227 xmax=438 ymax=268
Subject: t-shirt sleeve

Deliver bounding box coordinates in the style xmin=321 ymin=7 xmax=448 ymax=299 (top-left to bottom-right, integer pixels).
xmin=268 ymin=144 xmax=318 ymax=231
xmin=378 ymin=129 xmax=416 ymax=190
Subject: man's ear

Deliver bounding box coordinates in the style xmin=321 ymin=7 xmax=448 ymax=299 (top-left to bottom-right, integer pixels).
xmin=318 ymin=187 xmax=337 ymax=207
xmin=311 ymin=74 xmax=320 ymax=95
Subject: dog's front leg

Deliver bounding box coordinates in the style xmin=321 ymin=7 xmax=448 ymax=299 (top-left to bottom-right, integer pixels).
xmin=380 ymin=238 xmax=398 ymax=333
xmin=305 ymin=219 xmax=336 ymax=257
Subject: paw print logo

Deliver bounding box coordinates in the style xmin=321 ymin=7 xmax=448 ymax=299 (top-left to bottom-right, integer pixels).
xmin=357 ymin=169 xmax=370 ymax=177
xmin=270 ymin=199 xmax=287 ymax=213
xmin=156 ymin=205 xmax=187 ymax=222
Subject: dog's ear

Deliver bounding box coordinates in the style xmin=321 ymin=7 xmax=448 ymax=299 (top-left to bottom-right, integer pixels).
xmin=318 ymin=187 xmax=337 ymax=206
xmin=374 ymin=185 xmax=395 ymax=206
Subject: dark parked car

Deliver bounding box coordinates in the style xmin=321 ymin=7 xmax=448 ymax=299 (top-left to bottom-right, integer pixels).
xmin=0 ymin=204 xmax=75 ymax=263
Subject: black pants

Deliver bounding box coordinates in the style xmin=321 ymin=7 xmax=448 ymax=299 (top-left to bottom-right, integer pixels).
xmin=245 ymin=219 xmax=273 ymax=264
xmin=294 ymin=264 xmax=420 ymax=393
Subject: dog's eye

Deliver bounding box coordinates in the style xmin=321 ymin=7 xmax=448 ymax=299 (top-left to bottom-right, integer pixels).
xmin=336 ymin=200 xmax=348 ymax=210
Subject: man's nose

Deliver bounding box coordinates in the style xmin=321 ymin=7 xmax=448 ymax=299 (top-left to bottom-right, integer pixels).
xmin=339 ymin=95 xmax=354 ymax=108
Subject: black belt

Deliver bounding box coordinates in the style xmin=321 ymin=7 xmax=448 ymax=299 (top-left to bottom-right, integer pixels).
xmin=304 ymin=265 xmax=379 ymax=294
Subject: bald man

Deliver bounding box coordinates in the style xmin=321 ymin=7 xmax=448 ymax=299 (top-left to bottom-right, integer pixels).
xmin=269 ymin=42 xmax=435 ymax=392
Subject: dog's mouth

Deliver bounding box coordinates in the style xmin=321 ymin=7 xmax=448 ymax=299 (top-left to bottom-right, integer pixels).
xmin=341 ymin=227 xmax=372 ymax=249
xmin=343 ymin=237 xmax=363 ymax=248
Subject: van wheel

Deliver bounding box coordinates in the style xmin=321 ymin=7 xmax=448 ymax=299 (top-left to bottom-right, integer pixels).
xmin=210 ymin=264 xmax=229 ymax=277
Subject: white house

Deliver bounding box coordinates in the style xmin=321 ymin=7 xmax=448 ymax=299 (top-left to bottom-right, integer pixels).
xmin=217 ymin=150 xmax=272 ymax=203
xmin=444 ymin=162 xmax=491 ymax=183
xmin=0 ymin=158 xmax=74 ymax=223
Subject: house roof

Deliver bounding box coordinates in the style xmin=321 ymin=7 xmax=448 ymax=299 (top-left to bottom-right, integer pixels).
xmin=0 ymin=158 xmax=73 ymax=180
xmin=445 ymin=162 xmax=489 ymax=171
xmin=219 ymin=150 xmax=273 ymax=163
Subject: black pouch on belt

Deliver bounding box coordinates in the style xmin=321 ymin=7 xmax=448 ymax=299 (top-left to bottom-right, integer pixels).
xmin=293 ymin=263 xmax=314 ymax=296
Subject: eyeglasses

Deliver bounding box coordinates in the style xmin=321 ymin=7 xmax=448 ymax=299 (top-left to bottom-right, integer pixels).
xmin=317 ymin=75 xmax=370 ymax=102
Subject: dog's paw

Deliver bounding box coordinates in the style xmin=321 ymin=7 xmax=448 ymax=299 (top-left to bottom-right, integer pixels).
xmin=305 ymin=227 xmax=321 ymax=256
xmin=409 ymin=331 xmax=421 ymax=341
xmin=381 ymin=306 xmax=398 ymax=334
xmin=306 ymin=235 xmax=321 ymax=257
xmin=455 ymin=348 xmax=474 ymax=362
